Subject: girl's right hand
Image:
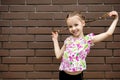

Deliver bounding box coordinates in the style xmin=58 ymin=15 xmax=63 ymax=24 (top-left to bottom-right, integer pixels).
xmin=51 ymin=31 xmax=58 ymax=41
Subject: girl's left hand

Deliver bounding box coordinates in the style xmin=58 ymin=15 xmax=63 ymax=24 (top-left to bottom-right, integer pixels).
xmin=108 ymin=11 xmax=119 ymax=18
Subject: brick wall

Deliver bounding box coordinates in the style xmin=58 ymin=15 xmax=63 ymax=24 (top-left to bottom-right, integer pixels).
xmin=0 ymin=0 xmax=120 ymax=80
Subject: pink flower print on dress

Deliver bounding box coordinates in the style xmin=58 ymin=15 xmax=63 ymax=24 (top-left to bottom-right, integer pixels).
xmin=72 ymin=68 xmax=76 ymax=72
xmin=63 ymin=59 xmax=70 ymax=68
xmin=69 ymin=56 xmax=73 ymax=61
xmin=77 ymin=44 xmax=82 ymax=49
xmin=85 ymin=48 xmax=90 ymax=53
xmin=76 ymin=56 xmax=79 ymax=61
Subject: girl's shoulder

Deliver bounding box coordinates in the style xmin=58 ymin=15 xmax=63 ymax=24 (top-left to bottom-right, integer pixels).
xmin=84 ymin=33 xmax=94 ymax=41
xmin=84 ymin=33 xmax=95 ymax=46
xmin=64 ymin=36 xmax=72 ymax=41
xmin=64 ymin=36 xmax=73 ymax=44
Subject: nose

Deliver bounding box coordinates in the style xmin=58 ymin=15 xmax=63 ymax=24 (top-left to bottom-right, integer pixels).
xmin=72 ymin=26 xmax=76 ymax=30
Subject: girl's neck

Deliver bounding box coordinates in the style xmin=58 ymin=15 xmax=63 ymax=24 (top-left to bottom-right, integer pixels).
xmin=72 ymin=33 xmax=84 ymax=39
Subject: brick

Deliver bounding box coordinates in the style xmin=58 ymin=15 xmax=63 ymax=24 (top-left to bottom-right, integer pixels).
xmin=114 ymin=35 xmax=120 ymax=41
xmin=92 ymin=42 xmax=106 ymax=49
xmin=27 ymin=0 xmax=51 ymax=5
xmin=53 ymin=57 xmax=62 ymax=64
xmin=2 ymin=72 xmax=26 ymax=79
xmin=0 ymin=5 xmax=8 ymax=11
xmin=1 ymin=12 xmax=27 ymax=20
xmin=106 ymin=57 xmax=120 ymax=64
xmin=79 ymin=0 xmax=104 ymax=4
xmin=2 ymin=27 xmax=11 ymax=34
xmin=0 ymin=20 xmax=10 ymax=26
xmin=104 ymin=0 xmax=120 ymax=4
xmin=0 ymin=50 xmax=9 ymax=56
xmin=89 ymin=49 xmax=112 ymax=57
xmin=114 ymin=27 xmax=120 ymax=34
xmin=87 ymin=64 xmax=112 ymax=71
xmin=113 ymin=50 xmax=120 ymax=56
xmin=9 ymin=65 xmax=34 ymax=71
xmin=2 ymin=57 xmax=26 ymax=63
xmin=105 ymin=72 xmax=120 ymax=78
xmin=53 ymin=12 xmax=67 ymax=20
xmin=3 ymin=42 xmax=27 ymax=49
xmin=35 ymin=50 xmax=54 ymax=57
xmin=28 ymin=13 xmax=53 ymax=20
xmin=52 ymin=72 xmax=59 ymax=79
xmin=89 ymin=20 xmax=113 ymax=26
xmin=9 ymin=35 xmax=34 ymax=41
xmin=10 ymin=50 xmax=34 ymax=56
xmin=0 ymin=64 xmax=8 ymax=71
xmin=84 ymin=72 xmax=104 ymax=78
xmin=27 ymin=72 xmax=52 ymax=78
xmin=107 ymin=42 xmax=120 ymax=49
xmin=0 ymin=43 xmax=1 ymax=48
xmin=84 ymin=27 xmax=105 ymax=34
xmin=52 ymin=0 xmax=77 ymax=5
xmin=34 ymin=64 xmax=58 ymax=71
xmin=61 ymin=35 xmax=70 ymax=41
xmin=10 ymin=5 xmax=35 ymax=12
xmin=1 ymin=0 xmax=25 ymax=5
xmin=0 ymin=35 xmax=9 ymax=41
xmin=11 ymin=20 xmax=65 ymax=27
xmin=11 ymin=20 xmax=30 ymax=27
xmin=113 ymin=65 xmax=120 ymax=71
xmin=2 ymin=27 xmax=26 ymax=34
xmin=28 ymin=57 xmax=52 ymax=63
xmin=86 ymin=57 xmax=105 ymax=64
xmin=88 ymin=5 xmax=112 ymax=12
xmin=114 ymin=5 xmax=120 ymax=11
xmin=36 ymin=5 xmax=62 ymax=12
xmin=35 ymin=35 xmax=52 ymax=41
xmin=0 ymin=27 xmax=2 ymax=34
xmin=28 ymin=27 xmax=51 ymax=34
xmin=62 ymin=5 xmax=87 ymax=12
xmin=28 ymin=42 xmax=53 ymax=49
xmin=40 ymin=20 xmax=65 ymax=26
xmin=0 ymin=72 xmax=2 ymax=78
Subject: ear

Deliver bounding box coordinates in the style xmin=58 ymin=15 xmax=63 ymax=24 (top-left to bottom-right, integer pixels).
xmin=82 ymin=20 xmax=85 ymax=26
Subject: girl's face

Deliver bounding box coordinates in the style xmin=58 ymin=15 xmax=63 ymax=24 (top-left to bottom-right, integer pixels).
xmin=66 ymin=15 xmax=85 ymax=37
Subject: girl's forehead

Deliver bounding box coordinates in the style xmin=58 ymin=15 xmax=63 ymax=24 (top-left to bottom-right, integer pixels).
xmin=67 ymin=16 xmax=82 ymax=23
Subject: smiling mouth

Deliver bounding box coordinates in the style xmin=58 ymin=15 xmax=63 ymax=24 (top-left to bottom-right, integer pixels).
xmin=72 ymin=30 xmax=79 ymax=35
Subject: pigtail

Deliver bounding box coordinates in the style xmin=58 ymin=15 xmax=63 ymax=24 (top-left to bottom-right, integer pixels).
xmin=52 ymin=12 xmax=109 ymax=33
xmin=85 ymin=13 xmax=109 ymax=23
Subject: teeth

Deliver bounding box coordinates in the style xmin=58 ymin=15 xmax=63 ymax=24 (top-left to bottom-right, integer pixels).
xmin=73 ymin=30 xmax=78 ymax=35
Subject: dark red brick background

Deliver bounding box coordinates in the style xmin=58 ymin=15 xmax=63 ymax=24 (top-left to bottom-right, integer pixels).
xmin=0 ymin=0 xmax=120 ymax=80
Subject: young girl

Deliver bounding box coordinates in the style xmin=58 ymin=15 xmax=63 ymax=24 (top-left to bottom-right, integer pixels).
xmin=51 ymin=11 xmax=119 ymax=80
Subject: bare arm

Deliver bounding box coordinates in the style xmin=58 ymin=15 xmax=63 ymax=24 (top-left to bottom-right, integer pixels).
xmin=93 ymin=11 xmax=119 ymax=43
xmin=52 ymin=32 xmax=66 ymax=59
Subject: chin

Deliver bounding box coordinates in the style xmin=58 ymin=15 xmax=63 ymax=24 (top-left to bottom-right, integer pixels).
xmin=73 ymin=34 xmax=80 ymax=37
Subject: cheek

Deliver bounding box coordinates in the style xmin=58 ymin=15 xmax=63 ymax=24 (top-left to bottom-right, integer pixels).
xmin=68 ymin=28 xmax=73 ymax=33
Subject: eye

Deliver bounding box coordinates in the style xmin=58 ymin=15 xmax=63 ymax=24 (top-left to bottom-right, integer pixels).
xmin=74 ymin=24 xmax=78 ymax=26
xmin=68 ymin=26 xmax=72 ymax=28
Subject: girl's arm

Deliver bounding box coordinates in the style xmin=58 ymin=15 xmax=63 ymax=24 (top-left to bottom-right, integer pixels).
xmin=52 ymin=32 xmax=66 ymax=59
xmin=93 ymin=11 xmax=119 ymax=43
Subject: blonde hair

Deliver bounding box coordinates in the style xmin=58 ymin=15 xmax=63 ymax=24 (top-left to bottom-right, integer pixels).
xmin=66 ymin=11 xmax=85 ymax=21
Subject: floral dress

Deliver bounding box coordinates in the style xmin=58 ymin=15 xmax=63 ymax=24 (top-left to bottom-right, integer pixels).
xmin=59 ymin=33 xmax=94 ymax=72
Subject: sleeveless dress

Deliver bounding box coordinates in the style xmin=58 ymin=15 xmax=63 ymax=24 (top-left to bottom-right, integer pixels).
xmin=59 ymin=33 xmax=94 ymax=72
